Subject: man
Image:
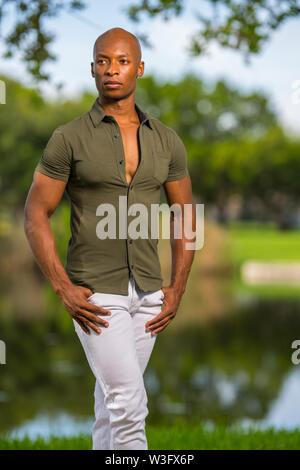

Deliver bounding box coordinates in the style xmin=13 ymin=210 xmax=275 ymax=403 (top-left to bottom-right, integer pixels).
xmin=24 ymin=27 xmax=196 ymax=450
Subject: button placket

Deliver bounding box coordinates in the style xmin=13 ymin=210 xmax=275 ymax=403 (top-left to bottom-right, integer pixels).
xmin=127 ymin=180 xmax=136 ymax=273
xmin=111 ymin=122 xmax=127 ymax=185
xmin=111 ymin=120 xmax=144 ymax=276
xmin=113 ymin=120 xmax=145 ymax=189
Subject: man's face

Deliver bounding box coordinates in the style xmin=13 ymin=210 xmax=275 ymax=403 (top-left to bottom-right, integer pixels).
xmin=91 ymin=36 xmax=144 ymax=100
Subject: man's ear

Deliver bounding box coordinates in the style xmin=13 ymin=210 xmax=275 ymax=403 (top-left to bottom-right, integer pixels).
xmin=137 ymin=61 xmax=144 ymax=79
xmin=91 ymin=62 xmax=95 ymax=77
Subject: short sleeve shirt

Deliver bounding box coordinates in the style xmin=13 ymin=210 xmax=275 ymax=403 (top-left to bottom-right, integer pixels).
xmin=34 ymin=97 xmax=189 ymax=295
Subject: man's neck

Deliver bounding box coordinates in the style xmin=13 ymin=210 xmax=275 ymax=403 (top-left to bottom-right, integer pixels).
xmin=98 ymin=95 xmax=140 ymax=126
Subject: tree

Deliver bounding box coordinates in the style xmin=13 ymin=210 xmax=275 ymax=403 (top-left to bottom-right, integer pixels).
xmin=0 ymin=0 xmax=85 ymax=81
xmin=1 ymin=0 xmax=300 ymax=82
xmin=3 ymin=71 xmax=300 ymax=231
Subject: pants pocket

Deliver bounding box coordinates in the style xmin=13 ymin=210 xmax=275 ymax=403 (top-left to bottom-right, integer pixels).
xmin=142 ymin=288 xmax=164 ymax=306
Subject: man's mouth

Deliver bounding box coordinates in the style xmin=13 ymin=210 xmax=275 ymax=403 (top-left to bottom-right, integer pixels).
xmin=104 ymin=82 xmax=122 ymax=88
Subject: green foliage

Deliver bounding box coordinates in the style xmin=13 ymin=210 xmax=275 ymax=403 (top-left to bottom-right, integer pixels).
xmin=136 ymin=74 xmax=277 ymax=143
xmin=0 ymin=433 xmax=92 ymax=450
xmin=0 ymin=74 xmax=95 ymax=208
xmin=0 ymin=72 xmax=299 ymax=227
xmin=1 ymin=423 xmax=300 ymax=449
xmin=0 ymin=0 xmax=85 ymax=81
xmin=1 ymin=1 xmax=300 ymax=81
xmin=128 ymin=0 xmax=300 ymax=64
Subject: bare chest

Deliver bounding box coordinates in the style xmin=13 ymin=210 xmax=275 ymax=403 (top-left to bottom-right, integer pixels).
xmin=118 ymin=124 xmax=141 ymax=186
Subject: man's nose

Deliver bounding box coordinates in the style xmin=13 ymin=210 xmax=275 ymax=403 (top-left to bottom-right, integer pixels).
xmin=106 ymin=61 xmax=119 ymax=75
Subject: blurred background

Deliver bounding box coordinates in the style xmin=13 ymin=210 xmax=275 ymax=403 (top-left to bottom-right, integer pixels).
xmin=1 ymin=0 xmax=300 ymax=441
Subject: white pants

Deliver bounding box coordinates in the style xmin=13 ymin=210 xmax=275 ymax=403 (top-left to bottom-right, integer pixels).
xmin=72 ymin=273 xmax=164 ymax=450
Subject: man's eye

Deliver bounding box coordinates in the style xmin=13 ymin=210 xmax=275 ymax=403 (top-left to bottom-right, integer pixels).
xmin=97 ymin=60 xmax=105 ymax=63
xmin=120 ymin=60 xmax=128 ymax=63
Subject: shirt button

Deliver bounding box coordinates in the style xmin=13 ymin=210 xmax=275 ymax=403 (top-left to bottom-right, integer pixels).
xmin=129 ymin=239 xmax=133 ymax=244
xmin=114 ymin=133 xmax=119 ymax=138
xmin=119 ymin=160 xmax=123 ymax=164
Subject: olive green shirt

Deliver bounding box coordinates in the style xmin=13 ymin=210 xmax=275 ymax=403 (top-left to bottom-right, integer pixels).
xmin=35 ymin=97 xmax=189 ymax=295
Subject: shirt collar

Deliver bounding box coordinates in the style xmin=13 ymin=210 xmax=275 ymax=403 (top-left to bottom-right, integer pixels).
xmin=89 ymin=97 xmax=153 ymax=130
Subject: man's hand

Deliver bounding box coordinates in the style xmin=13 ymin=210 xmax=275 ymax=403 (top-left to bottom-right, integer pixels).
xmin=57 ymin=284 xmax=112 ymax=335
xmin=145 ymin=285 xmax=182 ymax=335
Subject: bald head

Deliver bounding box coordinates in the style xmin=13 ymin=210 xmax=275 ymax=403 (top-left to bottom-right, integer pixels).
xmin=93 ymin=27 xmax=142 ymax=64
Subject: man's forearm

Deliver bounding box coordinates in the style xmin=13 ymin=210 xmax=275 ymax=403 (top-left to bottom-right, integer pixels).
xmin=24 ymin=212 xmax=73 ymax=296
xmin=169 ymin=204 xmax=196 ymax=295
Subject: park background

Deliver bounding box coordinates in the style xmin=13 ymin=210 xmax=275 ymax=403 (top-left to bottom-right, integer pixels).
xmin=1 ymin=0 xmax=300 ymax=449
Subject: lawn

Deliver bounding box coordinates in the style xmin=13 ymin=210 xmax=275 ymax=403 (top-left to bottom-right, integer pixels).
xmin=225 ymin=221 xmax=300 ymax=299
xmin=227 ymin=221 xmax=300 ymax=265
xmin=1 ymin=423 xmax=300 ymax=450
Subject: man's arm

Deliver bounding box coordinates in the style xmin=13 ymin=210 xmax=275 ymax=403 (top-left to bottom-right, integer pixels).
xmin=145 ymin=173 xmax=196 ymax=336
xmin=24 ymin=171 xmax=111 ymax=335
xmin=24 ymin=171 xmax=72 ymax=295
xmin=164 ymin=173 xmax=196 ymax=295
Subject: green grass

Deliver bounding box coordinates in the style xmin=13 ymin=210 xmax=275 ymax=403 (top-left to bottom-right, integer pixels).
xmin=224 ymin=222 xmax=300 ymax=299
xmin=227 ymin=222 xmax=300 ymax=265
xmin=1 ymin=423 xmax=300 ymax=450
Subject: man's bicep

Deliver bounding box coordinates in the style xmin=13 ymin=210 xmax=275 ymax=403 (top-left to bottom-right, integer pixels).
xmin=164 ymin=174 xmax=193 ymax=207
xmin=26 ymin=171 xmax=68 ymax=217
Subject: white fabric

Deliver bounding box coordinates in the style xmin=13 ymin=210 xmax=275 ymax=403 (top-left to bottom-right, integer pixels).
xmin=73 ymin=273 xmax=164 ymax=450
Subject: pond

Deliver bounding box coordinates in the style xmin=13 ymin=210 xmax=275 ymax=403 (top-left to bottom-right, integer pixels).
xmin=1 ymin=292 xmax=300 ymax=440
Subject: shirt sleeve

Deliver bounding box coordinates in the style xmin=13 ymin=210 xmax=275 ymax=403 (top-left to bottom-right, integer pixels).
xmin=165 ymin=129 xmax=189 ymax=182
xmin=34 ymin=128 xmax=72 ymax=182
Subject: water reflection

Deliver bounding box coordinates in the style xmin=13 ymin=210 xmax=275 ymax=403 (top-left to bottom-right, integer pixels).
xmin=1 ymin=295 xmax=300 ymax=438
xmin=262 ymin=367 xmax=300 ymax=429
xmin=7 ymin=412 xmax=93 ymax=441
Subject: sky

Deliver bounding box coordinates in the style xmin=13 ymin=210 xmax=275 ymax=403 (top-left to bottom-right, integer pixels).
xmin=0 ymin=0 xmax=299 ymax=136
